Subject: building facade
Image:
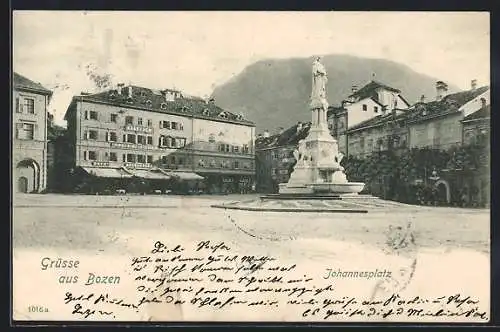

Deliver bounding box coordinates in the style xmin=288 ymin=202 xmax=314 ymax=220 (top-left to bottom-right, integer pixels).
xmin=63 ymin=84 xmax=255 ymax=194
xmin=12 ymin=72 xmax=52 ymax=193
xmin=255 ymin=122 xmax=310 ymax=193
xmin=342 ymin=80 xmax=410 ymax=129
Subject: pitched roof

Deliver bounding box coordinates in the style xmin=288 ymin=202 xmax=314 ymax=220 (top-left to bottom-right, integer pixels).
xmin=256 ymin=122 xmax=311 ymax=149
xmin=462 ymin=105 xmax=490 ymax=122
xmin=405 ymin=85 xmax=489 ymax=123
xmin=65 ymin=85 xmax=254 ymax=126
xmin=347 ymin=113 xmax=397 ymax=132
xmin=348 ymin=80 xmax=401 ymax=101
xmin=13 ymin=72 xmax=52 ymax=95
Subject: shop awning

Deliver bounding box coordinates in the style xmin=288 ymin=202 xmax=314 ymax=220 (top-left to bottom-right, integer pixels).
xmin=82 ymin=167 xmax=133 ymax=178
xmin=130 ymin=169 xmax=171 ymax=180
xmin=168 ymin=171 xmax=204 ymax=181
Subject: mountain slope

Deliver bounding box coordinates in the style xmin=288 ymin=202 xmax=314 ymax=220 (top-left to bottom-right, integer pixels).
xmin=211 ymin=54 xmax=460 ymax=132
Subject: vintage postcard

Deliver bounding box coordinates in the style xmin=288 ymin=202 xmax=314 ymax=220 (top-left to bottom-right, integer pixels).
xmin=12 ymin=11 xmax=490 ymax=323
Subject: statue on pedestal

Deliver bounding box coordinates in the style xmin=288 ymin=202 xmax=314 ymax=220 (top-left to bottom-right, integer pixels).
xmin=312 ymin=57 xmax=328 ymax=101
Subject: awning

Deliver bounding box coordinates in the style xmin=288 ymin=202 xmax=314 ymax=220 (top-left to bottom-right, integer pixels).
xmin=129 ymin=169 xmax=171 ymax=180
xmin=82 ymin=167 xmax=133 ymax=178
xmin=168 ymin=171 xmax=204 ymax=181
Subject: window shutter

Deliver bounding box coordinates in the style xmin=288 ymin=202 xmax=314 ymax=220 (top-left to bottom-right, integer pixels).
xmin=15 ymin=123 xmax=22 ymax=138
xmin=84 ymin=111 xmax=88 ymax=119
xmin=159 ymin=121 xmax=162 ymax=128
xmin=123 ymin=134 xmax=126 ymax=142
xmin=106 ymin=132 xmax=110 ymax=142
xmin=16 ymin=98 xmax=21 ymax=113
xmin=83 ymin=151 xmax=87 ymax=160
xmin=20 ymin=99 xmax=24 ymax=112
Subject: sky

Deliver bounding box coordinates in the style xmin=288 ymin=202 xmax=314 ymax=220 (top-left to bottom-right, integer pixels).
xmin=13 ymin=11 xmax=490 ymax=126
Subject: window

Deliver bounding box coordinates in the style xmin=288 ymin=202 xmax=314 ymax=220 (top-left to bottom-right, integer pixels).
xmin=24 ymin=98 xmax=35 ymax=114
xmin=127 ymin=134 xmax=136 ymax=144
xmin=162 ymin=121 xmax=171 ymax=129
xmin=88 ymin=130 xmax=98 ymax=140
xmin=84 ymin=111 xmax=88 ymax=120
xmin=108 ymin=132 xmax=117 ymax=142
xmin=127 ymin=154 xmax=136 ymax=162
xmin=137 ymin=155 xmax=146 ymax=163
xmin=243 ymin=144 xmax=249 ymax=153
xmin=109 ymin=152 xmax=118 ymax=161
xmin=147 ymin=136 xmax=153 ymax=145
xmin=234 ymin=161 xmax=239 ymax=169
xmin=178 ymin=157 xmax=184 ymax=165
xmin=161 ymin=156 xmax=168 ymax=164
xmin=88 ymin=151 xmax=97 ymax=160
xmin=137 ymin=135 xmax=146 ymax=145
xmin=165 ymin=137 xmax=172 ymax=147
xmin=15 ymin=98 xmax=22 ymax=113
xmin=374 ymin=106 xmax=378 ymax=113
xmin=122 ymin=154 xmax=126 ymax=162
xmin=89 ymin=111 xmax=98 ymax=120
xmin=138 ymin=118 xmax=143 ymax=125
xmin=16 ymin=123 xmax=34 ymax=140
xmin=147 ymin=155 xmax=153 ymax=164
xmin=208 ymin=134 xmax=216 ymax=143
xmin=177 ymin=138 xmax=186 ymax=148
xmin=362 ymin=104 xmax=367 ymax=111
xmin=125 ymin=116 xmax=134 ymax=125
xmin=232 ymin=146 xmax=240 ymax=153
xmin=171 ymin=122 xmax=178 ymax=130
xmin=110 ymin=113 xmax=118 ymax=122
xmin=147 ymin=119 xmax=152 ymax=127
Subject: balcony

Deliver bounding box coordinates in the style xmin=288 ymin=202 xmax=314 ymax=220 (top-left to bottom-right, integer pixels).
xmin=124 ymin=124 xmax=153 ymax=134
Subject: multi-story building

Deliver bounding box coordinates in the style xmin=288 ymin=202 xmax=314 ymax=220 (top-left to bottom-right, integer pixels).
xmin=63 ymin=84 xmax=256 ymax=194
xmin=255 ymin=122 xmax=310 ymax=193
xmin=342 ymin=80 xmax=410 ymax=129
xmin=343 ymin=81 xmax=490 ymax=158
xmin=406 ymin=81 xmax=490 ymax=150
xmin=327 ymin=106 xmax=348 ymax=154
xmin=12 ymin=72 xmax=53 ymax=193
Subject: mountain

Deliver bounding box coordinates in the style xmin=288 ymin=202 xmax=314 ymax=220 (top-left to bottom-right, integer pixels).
xmin=211 ymin=54 xmax=460 ymax=133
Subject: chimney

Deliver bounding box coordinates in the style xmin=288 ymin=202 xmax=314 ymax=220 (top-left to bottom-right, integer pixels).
xmin=351 ymin=85 xmax=358 ymax=94
xmin=208 ymin=97 xmax=215 ymax=104
xmin=420 ymin=94 xmax=426 ymax=103
xmin=117 ymin=83 xmax=124 ymax=95
xmin=471 ymin=79 xmax=478 ymax=91
xmin=263 ymin=129 xmax=270 ymax=138
xmin=436 ymin=81 xmax=448 ymax=101
xmin=127 ymin=85 xmax=133 ymax=98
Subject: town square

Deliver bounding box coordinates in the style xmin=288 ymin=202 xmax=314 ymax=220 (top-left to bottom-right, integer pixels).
xmin=12 ymin=11 xmax=490 ymax=323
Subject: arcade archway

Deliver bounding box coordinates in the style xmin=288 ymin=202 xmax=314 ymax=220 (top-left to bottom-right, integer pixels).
xmin=15 ymin=159 xmax=40 ymax=193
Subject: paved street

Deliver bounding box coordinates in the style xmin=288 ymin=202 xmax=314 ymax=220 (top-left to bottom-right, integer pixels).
xmin=12 ymin=193 xmax=490 ymax=322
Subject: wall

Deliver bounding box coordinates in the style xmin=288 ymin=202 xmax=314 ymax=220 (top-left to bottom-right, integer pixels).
xmin=12 ymin=88 xmax=49 ymax=191
xmin=345 ymin=98 xmax=384 ymax=129
xmin=460 ymin=89 xmax=490 ymax=117
xmin=408 ymin=112 xmax=463 ymax=150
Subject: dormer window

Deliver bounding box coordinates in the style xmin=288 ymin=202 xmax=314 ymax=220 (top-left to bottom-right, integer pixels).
xmin=140 ymin=91 xmax=147 ymax=97
xmin=202 ymin=108 xmax=210 ymax=116
xmin=109 ymin=91 xmax=117 ymax=98
xmin=160 ymin=103 xmax=167 ymax=110
xmin=146 ymin=100 xmax=152 ymax=107
xmin=181 ymin=106 xmax=189 ymax=113
xmin=126 ymin=97 xmax=134 ymax=104
xmin=218 ymin=111 xmax=228 ymax=119
xmin=236 ymin=113 xmax=244 ymax=120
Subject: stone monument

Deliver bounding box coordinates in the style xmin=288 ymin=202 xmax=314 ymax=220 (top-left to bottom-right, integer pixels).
xmin=278 ymin=57 xmax=365 ymax=195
